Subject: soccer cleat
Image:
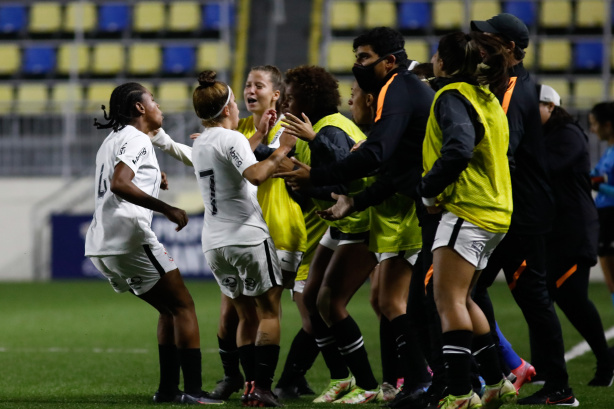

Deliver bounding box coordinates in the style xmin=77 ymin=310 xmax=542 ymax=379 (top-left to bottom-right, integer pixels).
xmin=180 ymin=390 xmax=225 ymax=405
xmin=379 ymin=382 xmax=399 ymax=402
xmin=153 ymin=389 xmax=183 ymax=403
xmin=517 ymin=387 xmax=579 ymax=406
xmin=332 ymin=385 xmax=382 ymax=404
xmin=313 ymin=376 xmax=355 ymax=403
xmin=209 ymin=374 xmax=245 ymax=400
xmin=273 ymin=375 xmax=315 ymax=399
xmin=588 ymin=366 xmax=614 ymax=387
xmin=387 ymin=382 xmax=431 ymax=408
xmin=294 ymin=375 xmax=316 ymax=395
xmin=481 ymin=379 xmax=517 ymax=409
xmin=438 ymin=391 xmax=482 ymax=409
xmin=511 ymin=359 xmax=536 ymax=391
xmin=247 ymin=385 xmax=283 ymax=407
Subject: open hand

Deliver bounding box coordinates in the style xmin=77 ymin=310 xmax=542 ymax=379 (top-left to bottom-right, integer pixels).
xmin=281 ymin=112 xmax=316 ymax=142
xmin=316 ymin=193 xmax=354 ymax=221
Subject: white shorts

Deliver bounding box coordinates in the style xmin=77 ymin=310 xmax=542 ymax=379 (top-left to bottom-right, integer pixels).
xmin=319 ymin=227 xmax=368 ymax=250
xmin=205 ymin=238 xmax=283 ymax=299
xmin=277 ymin=249 xmax=303 ymax=273
xmin=89 ymin=243 xmax=177 ymax=295
xmin=375 ymin=248 xmax=421 ymax=266
xmin=432 ymin=211 xmax=505 ymax=270
xmin=292 ymin=279 xmax=306 ymax=294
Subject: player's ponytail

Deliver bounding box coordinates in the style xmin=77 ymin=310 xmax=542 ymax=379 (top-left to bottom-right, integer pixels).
xmin=93 ymin=82 xmax=146 ymax=132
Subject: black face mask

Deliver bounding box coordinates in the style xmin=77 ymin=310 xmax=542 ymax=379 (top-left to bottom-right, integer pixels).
xmin=352 ymin=49 xmax=404 ymax=93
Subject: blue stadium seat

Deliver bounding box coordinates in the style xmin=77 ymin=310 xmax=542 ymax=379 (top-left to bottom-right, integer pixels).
xmin=503 ymin=1 xmax=536 ymax=26
xmin=23 ymin=46 xmax=56 ymax=75
xmin=574 ymin=41 xmax=603 ymax=71
xmin=202 ymin=3 xmax=235 ymax=30
xmin=98 ymin=3 xmax=130 ymax=33
xmin=398 ymin=2 xmax=430 ymax=30
xmin=0 ymin=4 xmax=27 ymax=34
xmin=162 ymin=45 xmax=195 ymax=74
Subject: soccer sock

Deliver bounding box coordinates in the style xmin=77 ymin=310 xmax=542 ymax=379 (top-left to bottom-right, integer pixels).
xmin=158 ymin=344 xmax=180 ymax=393
xmin=472 ymin=332 xmax=504 ymax=386
xmin=255 ymin=344 xmax=280 ymax=390
xmin=495 ymin=322 xmax=522 ymax=371
xmin=311 ymin=313 xmax=349 ymax=380
xmin=178 ymin=348 xmax=202 ymax=394
xmin=442 ymin=330 xmax=473 ymax=396
xmin=276 ymin=328 xmax=319 ymax=388
xmin=380 ymin=316 xmax=397 ymax=385
xmin=218 ymin=335 xmax=242 ymax=378
xmin=238 ymin=344 xmax=256 ymax=382
xmin=391 ymin=314 xmax=431 ymax=387
xmin=331 ymin=315 xmax=378 ymax=391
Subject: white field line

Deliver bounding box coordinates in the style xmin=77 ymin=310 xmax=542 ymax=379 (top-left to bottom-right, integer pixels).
xmin=565 ymin=326 xmax=614 ymax=361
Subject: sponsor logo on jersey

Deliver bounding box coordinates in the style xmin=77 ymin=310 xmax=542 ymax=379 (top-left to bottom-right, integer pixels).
xmin=222 ymin=277 xmax=237 ymax=289
xmin=229 ymin=147 xmax=243 ymax=167
xmin=127 ymin=276 xmax=143 ymax=290
xmin=163 ymin=248 xmax=174 ymax=262
xmin=132 ymin=147 xmax=147 ymax=165
xmin=470 ymin=241 xmax=485 ymax=253
xmin=119 ymin=143 xmax=127 ymax=155
xmin=244 ymin=278 xmax=256 ymax=291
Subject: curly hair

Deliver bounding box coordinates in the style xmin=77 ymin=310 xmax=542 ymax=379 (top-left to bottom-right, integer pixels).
xmin=284 ymin=65 xmax=340 ymax=113
xmin=353 ymin=27 xmax=409 ymax=69
xmin=93 ymin=82 xmax=147 ymax=132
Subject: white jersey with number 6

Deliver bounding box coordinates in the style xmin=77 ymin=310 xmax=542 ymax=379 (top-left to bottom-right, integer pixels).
xmin=85 ymin=125 xmax=162 ymax=256
xmin=192 ymin=127 xmax=270 ymax=252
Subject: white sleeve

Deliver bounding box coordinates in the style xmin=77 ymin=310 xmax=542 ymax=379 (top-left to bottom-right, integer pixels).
xmin=225 ymin=131 xmax=258 ymax=175
xmin=150 ymin=128 xmax=193 ymax=167
xmin=116 ymin=134 xmax=151 ymax=175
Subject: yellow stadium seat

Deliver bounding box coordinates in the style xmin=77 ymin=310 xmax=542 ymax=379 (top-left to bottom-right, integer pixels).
xmin=337 ymin=78 xmax=353 ymax=113
xmin=364 ymin=1 xmax=396 ymax=29
xmin=158 ymin=82 xmax=190 ymax=113
xmin=574 ymin=78 xmax=603 ymax=109
xmin=433 ymin=0 xmax=464 ymax=31
xmin=540 ymin=0 xmax=572 ymax=29
xmin=168 ymin=1 xmax=201 ymax=32
xmin=29 ymin=2 xmax=62 ymax=33
xmin=91 ymin=44 xmax=124 ymax=75
xmin=16 ymin=83 xmax=48 ymax=114
xmin=57 ymin=44 xmax=89 ymax=76
xmin=197 ymin=42 xmax=230 ymax=72
xmin=128 ymin=44 xmax=161 ymax=76
xmin=0 ymin=44 xmax=20 ymax=76
xmin=63 ymin=2 xmax=97 ymax=32
xmin=405 ymin=40 xmax=429 ymax=65
xmin=470 ymin=0 xmax=501 ymax=22
xmin=330 ymin=1 xmax=361 ymax=30
xmin=538 ymin=77 xmax=570 ymax=105
xmin=538 ymin=39 xmax=571 ymax=71
xmin=327 ymin=40 xmax=355 ymax=73
xmin=86 ymin=82 xmax=116 ymax=113
xmin=522 ymin=45 xmax=534 ymax=69
xmin=133 ymin=1 xmax=166 ymax=33
xmin=50 ymin=83 xmax=83 ymax=113
xmin=0 ymin=84 xmax=13 ymax=114
xmin=576 ymin=0 xmax=604 ymax=28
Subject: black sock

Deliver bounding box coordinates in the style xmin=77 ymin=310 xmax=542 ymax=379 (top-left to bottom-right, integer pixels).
xmin=380 ymin=316 xmax=397 ymax=385
xmin=239 ymin=344 xmax=256 ymax=382
xmin=442 ymin=330 xmax=473 ymax=396
xmin=218 ymin=335 xmax=241 ymax=378
xmin=472 ymin=332 xmax=503 ymax=386
xmin=255 ymin=344 xmax=280 ymax=390
xmin=311 ymin=314 xmax=349 ymax=380
xmin=179 ymin=348 xmax=202 ymax=394
xmin=391 ymin=314 xmax=431 ymax=387
xmin=158 ymin=344 xmax=180 ymax=393
xmin=331 ymin=315 xmax=378 ymax=390
xmin=277 ymin=329 xmax=319 ymax=388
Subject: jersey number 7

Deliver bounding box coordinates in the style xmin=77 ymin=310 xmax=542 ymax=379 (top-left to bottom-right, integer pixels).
xmin=199 ymin=169 xmax=217 ymax=215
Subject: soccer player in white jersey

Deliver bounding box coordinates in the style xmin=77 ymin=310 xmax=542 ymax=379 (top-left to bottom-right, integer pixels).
xmin=84 ymin=82 xmax=222 ymax=405
xmin=190 ymin=70 xmax=296 ymax=407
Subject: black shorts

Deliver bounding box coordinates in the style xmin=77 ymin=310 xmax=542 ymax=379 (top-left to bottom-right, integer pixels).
xmin=597 ymin=207 xmax=614 ymax=256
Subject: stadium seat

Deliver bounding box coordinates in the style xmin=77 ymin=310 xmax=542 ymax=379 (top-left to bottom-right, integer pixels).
xmin=162 ymin=45 xmax=195 ymax=74
xmin=23 ymin=46 xmax=56 ymax=75
xmin=197 ymin=42 xmax=230 ymax=72
xmin=57 ymin=44 xmax=89 ymax=75
xmin=538 ymin=77 xmax=570 ymax=106
xmin=364 ymin=1 xmax=396 ymax=29
xmin=405 ymin=40 xmax=430 ymax=65
xmin=398 ymin=2 xmax=430 ymax=30
xmin=50 ymin=83 xmax=83 ymax=113
xmin=470 ymin=0 xmax=501 ymax=22
xmin=128 ymin=43 xmax=161 ymax=75
xmin=86 ymin=82 xmax=116 ymax=112
xmin=337 ymin=78 xmax=353 ymax=113
xmin=202 ymin=3 xmax=236 ymax=30
xmin=433 ymin=0 xmax=464 ymax=31
xmin=0 ymin=4 xmax=27 ymax=34
xmin=574 ymin=41 xmax=603 ymax=71
xmin=327 ymin=40 xmax=355 ymax=73
xmin=16 ymin=83 xmax=48 ymax=114
xmin=158 ymin=81 xmax=190 ymax=113
xmin=539 ymin=0 xmax=572 ymax=29
xmin=576 ymin=0 xmax=605 ymax=28
xmin=91 ymin=44 xmax=124 ymax=75
xmin=329 ymin=1 xmax=361 ymax=31
xmin=29 ymin=2 xmax=62 ymax=34
xmin=503 ymin=1 xmax=536 ymax=26
xmin=63 ymin=2 xmax=97 ymax=33
xmin=169 ymin=1 xmax=201 ymax=32
xmin=0 ymin=44 xmax=20 ymax=75
xmin=538 ymin=39 xmax=571 ymax=71
xmin=98 ymin=3 xmax=130 ymax=33
xmin=133 ymin=1 xmax=165 ymax=33
xmin=522 ymin=45 xmax=534 ymax=69
xmin=0 ymin=84 xmax=12 ymax=113
xmin=574 ymin=78 xmax=603 ymax=109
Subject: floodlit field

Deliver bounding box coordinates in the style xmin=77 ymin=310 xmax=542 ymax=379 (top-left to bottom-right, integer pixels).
xmin=0 ymin=280 xmax=612 ymax=408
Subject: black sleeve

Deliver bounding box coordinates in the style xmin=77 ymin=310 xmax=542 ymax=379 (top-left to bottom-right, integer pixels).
xmin=418 ymin=91 xmax=480 ymax=199
xmin=352 ymin=176 xmax=397 ymax=211
xmin=545 ymin=125 xmax=584 ymax=175
xmin=253 ymin=144 xmax=275 ymax=161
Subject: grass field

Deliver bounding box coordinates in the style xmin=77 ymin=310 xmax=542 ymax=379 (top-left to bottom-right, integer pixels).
xmin=0 ymin=280 xmax=613 ymax=408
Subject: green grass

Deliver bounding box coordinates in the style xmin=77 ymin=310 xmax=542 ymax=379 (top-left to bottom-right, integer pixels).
xmin=0 ymin=280 xmax=612 ymax=408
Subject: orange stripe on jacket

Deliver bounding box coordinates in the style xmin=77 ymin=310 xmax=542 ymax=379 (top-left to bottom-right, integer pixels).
xmin=556 ymin=264 xmax=577 ymax=289
xmin=501 ymin=77 xmax=517 ymax=114
xmin=424 ymin=264 xmax=434 ymax=294
xmin=508 ymin=260 xmax=526 ymax=290
xmin=374 ymin=73 xmax=398 ymax=123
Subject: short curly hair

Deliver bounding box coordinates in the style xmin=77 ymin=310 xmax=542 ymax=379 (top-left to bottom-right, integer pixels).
xmin=284 ymin=65 xmax=340 ymax=113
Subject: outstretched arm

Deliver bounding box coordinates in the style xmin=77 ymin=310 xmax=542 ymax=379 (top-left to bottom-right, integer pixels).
xmin=150 ymin=128 xmax=193 ymax=167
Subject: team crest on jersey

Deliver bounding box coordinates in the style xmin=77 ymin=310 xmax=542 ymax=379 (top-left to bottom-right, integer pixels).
xmin=163 ymin=248 xmax=174 ymax=262
xmin=119 ymin=143 xmax=127 ymax=155
xmin=132 ymin=147 xmax=147 ymax=164
xmin=470 ymin=241 xmax=485 ymax=253
xmin=222 ymin=277 xmax=237 ymax=289
xmin=229 ymin=147 xmax=243 ymax=167
xmin=244 ymin=278 xmax=256 ymax=291
xmin=127 ymin=276 xmax=143 ymax=290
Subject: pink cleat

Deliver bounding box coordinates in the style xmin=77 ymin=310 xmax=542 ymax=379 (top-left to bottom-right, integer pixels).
xmin=511 ymin=359 xmax=536 ymax=391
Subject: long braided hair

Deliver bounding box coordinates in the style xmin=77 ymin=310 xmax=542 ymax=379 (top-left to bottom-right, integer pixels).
xmin=93 ymin=82 xmax=147 ymax=132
